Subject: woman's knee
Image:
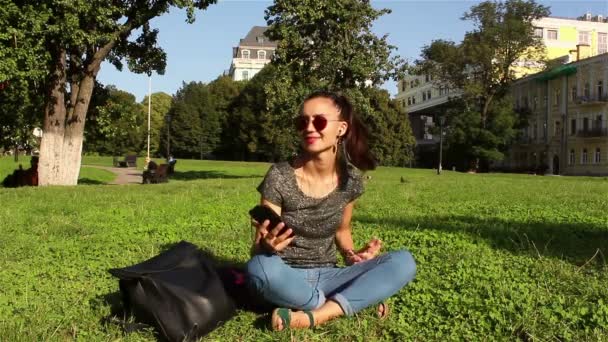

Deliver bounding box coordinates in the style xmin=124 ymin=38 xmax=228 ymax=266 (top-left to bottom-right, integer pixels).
xmin=387 ymin=249 xmax=417 ymax=284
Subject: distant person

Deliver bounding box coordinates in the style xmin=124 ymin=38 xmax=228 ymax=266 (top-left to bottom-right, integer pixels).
xmin=246 ymin=91 xmax=416 ymax=331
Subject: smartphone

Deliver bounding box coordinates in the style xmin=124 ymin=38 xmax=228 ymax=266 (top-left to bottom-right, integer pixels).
xmin=249 ymin=205 xmax=294 ymax=238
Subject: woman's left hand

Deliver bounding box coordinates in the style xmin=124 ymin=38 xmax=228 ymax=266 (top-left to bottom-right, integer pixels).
xmin=346 ymin=238 xmax=382 ymax=264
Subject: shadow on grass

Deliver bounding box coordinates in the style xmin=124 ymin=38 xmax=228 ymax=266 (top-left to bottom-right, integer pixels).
xmin=95 ymin=241 xmax=273 ymax=340
xmin=170 ymin=170 xmax=261 ymax=181
xmin=358 ymin=214 xmax=608 ymax=266
xmin=78 ymin=178 xmax=107 ymax=185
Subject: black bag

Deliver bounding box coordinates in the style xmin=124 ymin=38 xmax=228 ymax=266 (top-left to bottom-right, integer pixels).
xmin=108 ymin=241 xmax=236 ymax=341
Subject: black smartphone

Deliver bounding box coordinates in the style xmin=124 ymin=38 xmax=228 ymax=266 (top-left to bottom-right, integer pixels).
xmin=249 ymin=205 xmax=294 ymax=237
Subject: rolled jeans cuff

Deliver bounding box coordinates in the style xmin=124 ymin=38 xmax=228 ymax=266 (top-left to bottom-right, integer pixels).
xmin=329 ymin=293 xmax=354 ymax=316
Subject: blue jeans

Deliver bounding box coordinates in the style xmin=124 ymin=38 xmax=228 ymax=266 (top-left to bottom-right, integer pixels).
xmin=246 ymin=250 xmax=416 ymax=315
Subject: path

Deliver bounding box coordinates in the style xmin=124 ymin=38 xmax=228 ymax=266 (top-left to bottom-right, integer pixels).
xmin=85 ymin=165 xmax=142 ymax=185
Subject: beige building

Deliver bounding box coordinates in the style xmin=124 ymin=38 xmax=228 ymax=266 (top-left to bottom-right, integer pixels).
xmin=397 ymin=13 xmax=607 ymax=152
xmin=228 ymin=26 xmax=277 ymax=81
xmin=509 ymin=52 xmax=608 ymax=176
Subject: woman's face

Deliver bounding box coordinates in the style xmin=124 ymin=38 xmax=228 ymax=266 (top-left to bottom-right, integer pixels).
xmin=297 ymin=97 xmax=348 ymax=154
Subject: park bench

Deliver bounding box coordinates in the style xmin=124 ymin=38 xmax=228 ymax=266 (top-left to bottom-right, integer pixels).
xmin=113 ymin=155 xmax=137 ymax=168
xmin=142 ymin=162 xmax=169 ymax=184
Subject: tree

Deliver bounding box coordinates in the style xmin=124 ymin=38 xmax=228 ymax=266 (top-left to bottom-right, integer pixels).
xmin=141 ymin=92 xmax=172 ymax=157
xmin=260 ymin=0 xmax=414 ymax=164
xmin=2 ymin=0 xmax=216 ymax=185
xmin=416 ymin=0 xmax=549 ymax=170
xmin=85 ymin=86 xmax=145 ymax=155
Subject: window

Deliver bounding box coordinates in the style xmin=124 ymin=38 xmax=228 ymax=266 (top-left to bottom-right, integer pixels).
xmin=533 ymin=123 xmax=538 ymax=139
xmin=242 ymin=70 xmax=249 ymax=80
xmin=555 ymin=121 xmax=561 ymax=136
xmin=571 ymin=119 xmax=576 ymax=135
xmin=422 ymin=91 xmax=427 ymax=101
xmin=534 ymin=27 xmax=543 ymax=37
xmin=241 ymin=49 xmax=250 ymax=59
xmin=533 ymin=96 xmax=538 ymax=109
xmin=412 ymin=96 xmax=416 ymax=104
xmin=595 ymin=115 xmax=603 ymax=129
xmin=410 ymin=80 xmax=414 ymax=88
xmin=599 ymin=32 xmax=607 ymax=54
xmin=407 ymin=97 xmax=411 ymax=106
xmin=578 ymin=31 xmax=590 ymax=45
xmin=595 ymin=148 xmax=601 ymax=163
xmin=571 ymin=86 xmax=577 ymax=102
xmin=582 ymin=148 xmax=588 ymax=164
xmin=583 ymin=117 xmax=589 ymax=131
xmin=569 ymin=149 xmax=575 ymax=165
xmin=547 ymin=29 xmax=558 ymax=40
xmin=597 ymin=81 xmax=603 ymax=99
xmin=554 ymin=89 xmax=560 ymax=106
xmin=257 ymin=50 xmax=266 ymax=60
xmin=584 ymin=83 xmax=590 ymax=98
xmin=402 ymin=99 xmax=406 ymax=107
xmin=427 ymin=90 xmax=432 ymax=100
xmin=256 ymin=36 xmax=265 ymax=44
xmin=401 ymin=81 xmax=407 ymax=92
xmin=425 ymin=74 xmax=430 ymax=82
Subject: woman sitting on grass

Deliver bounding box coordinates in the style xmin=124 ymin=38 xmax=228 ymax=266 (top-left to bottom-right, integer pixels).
xmin=246 ymin=90 xmax=416 ymax=331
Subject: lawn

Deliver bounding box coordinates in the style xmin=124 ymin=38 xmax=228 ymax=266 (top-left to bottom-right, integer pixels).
xmin=0 ymin=156 xmax=607 ymax=341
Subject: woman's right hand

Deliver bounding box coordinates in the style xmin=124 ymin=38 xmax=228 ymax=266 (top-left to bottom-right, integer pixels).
xmin=254 ymin=219 xmax=295 ymax=253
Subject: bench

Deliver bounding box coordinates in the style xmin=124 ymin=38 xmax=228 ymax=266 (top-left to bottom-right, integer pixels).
xmin=142 ymin=162 xmax=169 ymax=184
xmin=113 ymin=155 xmax=137 ymax=168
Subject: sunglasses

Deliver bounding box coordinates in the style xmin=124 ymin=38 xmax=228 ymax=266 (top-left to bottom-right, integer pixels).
xmin=295 ymin=115 xmax=342 ymax=132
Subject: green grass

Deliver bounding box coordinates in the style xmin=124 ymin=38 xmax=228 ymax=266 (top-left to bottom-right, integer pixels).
xmin=0 ymin=157 xmax=607 ymax=341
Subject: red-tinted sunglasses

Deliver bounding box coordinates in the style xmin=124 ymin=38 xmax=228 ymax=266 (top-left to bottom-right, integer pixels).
xmin=295 ymin=115 xmax=342 ymax=132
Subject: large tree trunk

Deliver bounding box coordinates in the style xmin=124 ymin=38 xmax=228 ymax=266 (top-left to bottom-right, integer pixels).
xmin=39 ymin=49 xmax=68 ymax=185
xmin=38 ymin=49 xmax=99 ymax=186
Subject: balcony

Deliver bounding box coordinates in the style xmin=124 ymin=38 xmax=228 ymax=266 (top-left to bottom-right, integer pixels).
xmin=576 ymin=95 xmax=608 ymax=105
xmin=576 ymin=127 xmax=608 ymax=137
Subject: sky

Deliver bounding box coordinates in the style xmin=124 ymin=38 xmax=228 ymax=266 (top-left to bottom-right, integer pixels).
xmin=97 ymin=0 xmax=608 ymax=102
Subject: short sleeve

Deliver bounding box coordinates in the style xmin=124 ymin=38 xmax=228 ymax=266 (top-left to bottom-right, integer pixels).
xmin=256 ymin=164 xmax=283 ymax=206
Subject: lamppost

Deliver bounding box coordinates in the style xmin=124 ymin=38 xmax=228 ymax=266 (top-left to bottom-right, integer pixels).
xmin=165 ymin=114 xmax=172 ymax=160
xmin=437 ymin=115 xmax=445 ymax=175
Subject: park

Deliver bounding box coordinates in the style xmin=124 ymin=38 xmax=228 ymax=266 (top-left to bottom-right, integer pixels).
xmin=0 ymin=156 xmax=607 ymax=340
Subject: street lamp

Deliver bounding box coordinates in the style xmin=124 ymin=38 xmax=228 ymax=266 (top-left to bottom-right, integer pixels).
xmin=165 ymin=114 xmax=172 ymax=160
xmin=437 ymin=115 xmax=445 ymax=175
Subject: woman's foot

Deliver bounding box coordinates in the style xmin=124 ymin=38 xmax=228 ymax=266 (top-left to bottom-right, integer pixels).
xmin=271 ymin=308 xmax=315 ymax=331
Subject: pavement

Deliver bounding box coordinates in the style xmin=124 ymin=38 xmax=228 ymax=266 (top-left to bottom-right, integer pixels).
xmin=85 ymin=165 xmax=142 ymax=185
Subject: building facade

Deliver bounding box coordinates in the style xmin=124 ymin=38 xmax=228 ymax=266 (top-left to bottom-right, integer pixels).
xmin=396 ymin=13 xmax=607 ymax=167
xmin=228 ymin=26 xmax=277 ymax=81
xmin=509 ymin=53 xmax=608 ymax=176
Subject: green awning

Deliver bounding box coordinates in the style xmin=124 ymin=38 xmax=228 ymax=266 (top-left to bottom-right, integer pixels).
xmin=535 ymin=65 xmax=577 ymax=82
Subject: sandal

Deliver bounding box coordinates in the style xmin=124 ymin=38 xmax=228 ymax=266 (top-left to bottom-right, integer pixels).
xmin=271 ymin=308 xmax=315 ymax=331
xmin=377 ymin=302 xmax=389 ymax=320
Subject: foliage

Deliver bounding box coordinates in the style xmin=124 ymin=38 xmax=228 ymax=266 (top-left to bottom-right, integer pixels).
xmin=416 ymin=0 xmax=549 ymax=170
xmin=2 ymin=0 xmax=217 ymax=185
xmin=141 ymin=92 xmax=173 ymax=157
xmin=84 ymin=85 xmax=146 ymax=155
xmin=259 ymin=0 xmax=414 ymax=165
xmin=0 ymin=157 xmax=607 ymax=340
xmin=168 ymin=81 xmax=221 ymax=159
xmin=0 ymin=78 xmax=44 ymax=154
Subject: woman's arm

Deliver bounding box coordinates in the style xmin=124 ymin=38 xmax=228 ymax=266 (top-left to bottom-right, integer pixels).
xmin=335 ymin=201 xmax=382 ymax=265
xmin=335 ymin=201 xmax=357 ymax=261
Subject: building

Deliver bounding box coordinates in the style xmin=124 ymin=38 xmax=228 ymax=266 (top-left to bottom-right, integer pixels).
xmin=508 ymin=52 xmax=608 ymax=176
xmin=396 ymin=13 xmax=607 ymax=166
xmin=228 ymin=26 xmax=277 ymax=81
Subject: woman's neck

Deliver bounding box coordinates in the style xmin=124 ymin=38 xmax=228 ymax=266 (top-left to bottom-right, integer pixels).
xmin=298 ymin=150 xmax=338 ymax=180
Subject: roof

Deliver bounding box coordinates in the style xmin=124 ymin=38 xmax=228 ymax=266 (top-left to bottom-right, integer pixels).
xmin=238 ymin=26 xmax=278 ymax=48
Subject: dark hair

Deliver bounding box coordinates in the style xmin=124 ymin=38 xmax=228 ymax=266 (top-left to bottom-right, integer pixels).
xmin=302 ymin=90 xmax=376 ymax=171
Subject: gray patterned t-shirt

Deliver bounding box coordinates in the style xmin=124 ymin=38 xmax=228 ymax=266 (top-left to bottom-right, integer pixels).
xmin=256 ymin=161 xmax=364 ymax=268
